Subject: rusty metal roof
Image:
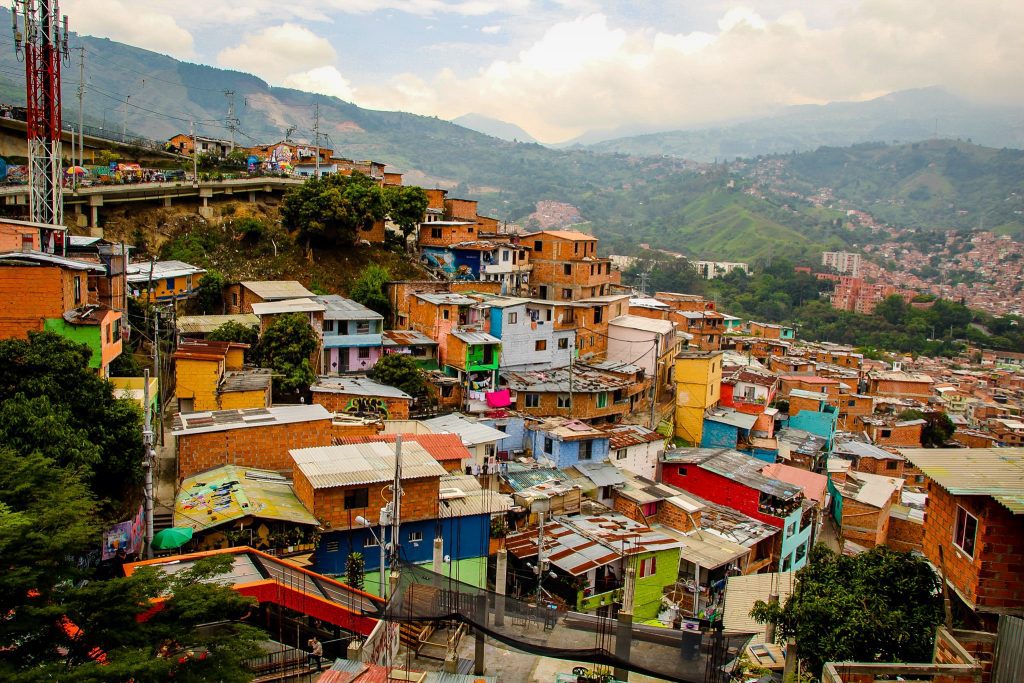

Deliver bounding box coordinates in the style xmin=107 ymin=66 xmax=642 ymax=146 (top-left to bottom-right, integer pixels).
xmin=899 ymin=447 xmax=1024 ymax=514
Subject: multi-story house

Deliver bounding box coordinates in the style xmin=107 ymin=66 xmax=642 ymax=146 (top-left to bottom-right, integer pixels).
xmin=866 ymin=369 xmax=934 ymax=400
xmin=660 ymin=448 xmax=814 ymax=572
xmin=502 ymin=361 xmax=648 ymax=424
xmin=673 ymin=350 xmax=724 ymax=445
xmin=480 ymin=242 xmax=532 ymax=296
xmin=653 ymin=292 xmax=723 ymax=352
xmin=525 ymin=230 xmax=618 ymax=302
xmin=607 ymin=315 xmax=681 ymax=402
xmin=172 ymin=339 xmax=271 ymax=413
xmin=900 ymin=447 xmax=1024 ymax=630
xmin=126 ymin=260 xmax=206 ymax=303
xmin=0 ymin=251 xmax=123 ymax=376
xmin=821 ymin=251 xmax=862 ymax=276
xmin=987 ymin=417 xmax=1024 ymax=446
xmin=573 ymin=294 xmax=631 ymax=358
xmin=318 ymin=295 xmax=384 ymax=374
xmin=444 ymin=329 xmax=501 ymax=394
xmin=858 ymin=415 xmax=925 ymax=448
xmin=526 ymin=417 xmax=610 ymax=469
xmin=406 ymin=291 xmax=482 ymax=367
xmin=477 ymin=295 xmax=574 ymax=371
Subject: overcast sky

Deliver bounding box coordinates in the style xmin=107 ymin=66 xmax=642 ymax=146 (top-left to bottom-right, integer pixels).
xmin=65 ymin=0 xmax=1024 ymax=143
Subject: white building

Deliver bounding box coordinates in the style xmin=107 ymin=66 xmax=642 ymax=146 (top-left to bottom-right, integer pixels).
xmin=694 ymin=260 xmax=749 ymax=279
xmin=479 ymin=295 xmax=575 ymax=371
xmin=606 ymin=424 xmax=666 ymax=479
xmin=821 ymin=251 xmax=862 ymax=277
xmin=480 ymin=243 xmax=532 ymax=296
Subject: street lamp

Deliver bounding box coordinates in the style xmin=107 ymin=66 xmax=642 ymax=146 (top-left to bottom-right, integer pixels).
xmin=356 ymin=513 xmax=389 ymax=599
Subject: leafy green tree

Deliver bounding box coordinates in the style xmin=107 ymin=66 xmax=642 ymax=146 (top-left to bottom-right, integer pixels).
xmin=108 ymin=350 xmax=144 ymax=377
xmin=259 ymin=313 xmax=318 ymax=393
xmin=207 ymin=321 xmax=260 ymax=363
xmin=350 ymin=265 xmax=391 ymax=317
xmin=281 ymin=172 xmax=387 ymax=248
xmin=193 ymin=269 xmax=226 ymax=314
xmin=875 ymin=295 xmax=907 ymax=326
xmin=0 ymin=332 xmax=143 ymax=508
xmin=370 ymin=353 xmax=427 ymax=398
xmin=751 ymin=545 xmax=942 ymax=676
xmin=345 ymin=552 xmax=366 ymax=592
xmin=225 ymin=149 xmax=249 ymax=168
xmin=383 ymin=185 xmax=429 ymax=241
xmin=898 ymin=409 xmax=955 ymax=447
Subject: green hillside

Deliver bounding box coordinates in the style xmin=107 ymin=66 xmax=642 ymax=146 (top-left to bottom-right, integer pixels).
xmin=775 ymin=140 xmax=1024 ymax=233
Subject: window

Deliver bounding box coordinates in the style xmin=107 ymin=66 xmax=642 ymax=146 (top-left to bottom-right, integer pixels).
xmin=558 ymin=338 xmax=569 ymax=350
xmin=468 ymin=226 xmax=474 ymax=233
xmin=105 ymin=324 xmax=111 ymax=344
xmin=677 ymin=466 xmax=687 ymax=476
xmin=785 ymin=522 xmax=796 ymax=537
xmin=525 ymin=393 xmax=540 ymax=408
xmin=508 ymin=311 xmax=518 ymax=325
xmin=881 ymin=429 xmax=892 ymax=438
xmin=593 ymin=308 xmax=603 ymax=324
xmin=363 ymin=535 xmax=378 ymax=548
xmin=561 ymin=288 xmax=572 ymax=299
xmin=847 ymin=399 xmax=857 ymax=407
xmin=344 ymin=488 xmax=369 ymax=510
xmin=325 ymin=540 xmax=340 ymax=553
xmin=73 ymin=275 xmax=82 ymax=304
xmin=580 ymin=440 xmax=593 ymax=460
xmin=641 ymin=503 xmax=658 ymax=517
xmin=356 ymin=321 xmax=371 ymax=334
xmin=535 ymin=339 xmax=547 ymax=351
xmin=953 ymin=505 xmax=978 ymax=557
xmin=166 ymin=277 xmax=175 ymax=290
xmin=596 ymin=392 xmax=608 ymax=408
xmin=915 ymin=474 xmax=926 ymax=484
xmin=231 ymin=292 xmax=238 ymax=306
xmin=616 ymin=449 xmax=627 ymax=460
xmin=886 ymin=460 xmax=898 ymax=470
xmin=639 ymin=556 xmax=657 ymax=578
xmin=534 ymin=240 xmax=543 ymax=252
xmin=502 ymin=250 xmax=510 ymax=262
xmin=574 ymin=241 xmax=580 ymax=254
xmin=431 ymin=227 xmax=442 ymax=239
xmin=557 ymin=394 xmax=571 ymax=408
xmin=564 ymin=263 xmax=572 ymax=275
xmin=408 ymin=531 xmax=423 ymax=543
xmin=442 ymin=309 xmax=450 ymax=320
xmin=358 ymin=347 xmax=371 ymax=359
xmin=544 ymin=437 xmax=553 ymax=454
xmin=323 ymin=320 xmax=335 ymax=333
xmin=112 ymin=318 xmax=121 ymax=340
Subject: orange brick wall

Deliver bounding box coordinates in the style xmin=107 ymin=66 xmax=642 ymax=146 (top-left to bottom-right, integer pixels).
xmin=888 ymin=514 xmax=924 ymax=553
xmin=305 ymin=476 xmax=440 ymax=530
xmin=952 ymin=431 xmax=998 ymax=449
xmin=330 ymin=421 xmax=385 ymax=440
xmin=867 ymin=423 xmax=923 ymax=447
xmin=922 ymin=484 xmax=1024 ymax=616
xmin=224 ymin=284 xmax=265 ymax=315
xmin=311 ymin=390 xmax=411 ymax=420
xmin=0 ymin=266 xmax=76 ymax=339
xmin=176 ymin=418 xmax=334 ymax=480
xmin=869 ymin=378 xmax=933 ymax=399
xmin=855 ymin=457 xmax=905 ymax=479
xmin=514 ymin=390 xmax=633 ymax=423
xmin=840 ymin=496 xmax=890 ymax=548
xmin=0 ymin=223 xmax=39 ymax=251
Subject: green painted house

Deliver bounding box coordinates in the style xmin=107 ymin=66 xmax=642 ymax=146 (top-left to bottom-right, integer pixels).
xmin=444 ymin=329 xmax=501 ymax=393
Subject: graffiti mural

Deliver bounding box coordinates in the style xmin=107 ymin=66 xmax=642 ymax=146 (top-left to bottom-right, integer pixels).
xmin=343 ymin=396 xmax=390 ymax=418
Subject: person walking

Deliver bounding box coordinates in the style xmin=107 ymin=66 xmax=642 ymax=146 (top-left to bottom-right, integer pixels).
xmin=307 ymin=636 xmax=323 ymax=671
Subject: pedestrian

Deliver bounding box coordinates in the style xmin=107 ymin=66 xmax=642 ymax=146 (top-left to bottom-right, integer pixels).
xmin=307 ymin=636 xmax=323 ymax=671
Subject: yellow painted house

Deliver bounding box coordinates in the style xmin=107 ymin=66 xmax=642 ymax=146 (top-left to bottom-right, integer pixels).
xmin=674 ymin=350 xmax=723 ymax=445
xmin=172 ymin=340 xmax=271 ymax=413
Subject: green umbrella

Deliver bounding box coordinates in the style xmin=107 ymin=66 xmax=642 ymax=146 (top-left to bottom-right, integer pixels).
xmin=152 ymin=526 xmax=194 ymax=550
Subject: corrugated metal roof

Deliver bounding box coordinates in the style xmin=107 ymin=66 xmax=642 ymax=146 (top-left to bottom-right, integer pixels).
xmin=221 ymin=369 xmax=272 ymax=393
xmin=316 ymin=295 xmax=384 ymax=321
xmin=502 ymin=365 xmax=634 ymax=393
xmin=176 ymin=313 xmax=259 ymax=335
xmin=126 ymin=259 xmax=205 ymax=282
xmin=173 ymin=405 xmax=332 ymax=435
xmin=704 ymin=407 xmax=759 ymax=430
xmin=723 ymin=572 xmax=796 ymax=642
xmin=449 ymin=330 xmax=500 ymax=345
xmin=382 ymin=329 xmax=438 ymax=347
xmin=251 ymin=297 xmax=326 ymax=315
xmin=899 ymin=447 xmax=1024 ymax=514
xmin=422 ymin=413 xmax=507 ymax=446
xmin=500 ymin=465 xmax=567 ymax=492
xmin=414 ymin=292 xmax=477 ymax=306
xmin=310 ymin=376 xmax=412 ymax=400
xmin=833 ymin=440 xmax=903 ymax=461
xmin=337 ymin=434 xmax=471 ymax=462
xmin=0 ymin=250 xmax=105 ymax=271
xmin=662 ymin=448 xmax=801 ymax=500
xmin=837 ymin=470 xmax=902 ymax=508
xmin=571 ymin=461 xmax=626 ymax=487
xmin=608 ymin=315 xmax=674 ymax=334
xmin=174 ymin=465 xmax=318 ymax=531
xmin=290 ymin=441 xmax=448 ymax=489
xmin=761 ymin=463 xmax=827 ymax=504
xmin=241 ymin=280 xmax=315 ymax=300
xmin=605 ymin=424 xmax=664 ymax=449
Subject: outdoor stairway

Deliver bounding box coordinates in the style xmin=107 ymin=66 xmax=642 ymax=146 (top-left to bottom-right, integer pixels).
xmin=399 ymin=621 xmax=434 ymax=653
xmin=414 ymin=622 xmax=467 ymax=661
xmin=153 ymin=508 xmax=174 ymax=533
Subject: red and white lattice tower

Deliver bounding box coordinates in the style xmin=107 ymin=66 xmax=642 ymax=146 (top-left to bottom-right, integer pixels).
xmin=11 ymin=0 xmax=69 ymax=227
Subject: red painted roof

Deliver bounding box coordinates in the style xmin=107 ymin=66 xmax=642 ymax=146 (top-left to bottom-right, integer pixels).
xmin=761 ymin=463 xmax=828 ymax=504
xmin=336 ymin=433 xmax=471 ymax=462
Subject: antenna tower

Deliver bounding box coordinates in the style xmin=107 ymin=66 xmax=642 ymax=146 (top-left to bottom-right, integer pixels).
xmin=224 ymin=89 xmax=239 ymax=151
xmin=12 ymin=0 xmax=69 ymax=227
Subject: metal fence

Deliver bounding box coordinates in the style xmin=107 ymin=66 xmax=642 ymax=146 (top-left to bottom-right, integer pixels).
xmin=992 ymin=615 xmax=1024 ymax=683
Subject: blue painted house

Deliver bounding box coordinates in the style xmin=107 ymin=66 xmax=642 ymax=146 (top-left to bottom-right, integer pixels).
xmin=700 ymin=407 xmax=758 ymax=450
xmin=527 ymin=417 xmax=611 ymax=469
xmin=788 ymin=390 xmax=839 ymax=449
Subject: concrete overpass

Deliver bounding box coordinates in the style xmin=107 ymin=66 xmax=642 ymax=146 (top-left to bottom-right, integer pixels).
xmin=0 ymin=176 xmax=304 ymax=230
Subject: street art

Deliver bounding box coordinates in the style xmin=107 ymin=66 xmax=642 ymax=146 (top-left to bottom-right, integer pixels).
xmin=343 ymin=396 xmax=390 ymax=418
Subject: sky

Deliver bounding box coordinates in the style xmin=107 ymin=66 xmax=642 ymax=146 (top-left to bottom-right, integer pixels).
xmin=64 ymin=0 xmax=1024 ymax=143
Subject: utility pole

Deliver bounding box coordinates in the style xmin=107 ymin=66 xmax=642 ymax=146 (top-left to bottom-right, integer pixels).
xmin=388 ymin=435 xmax=403 ymax=598
xmin=224 ymin=89 xmax=238 ymax=152
xmin=122 ymin=94 xmax=129 ymax=139
xmin=75 ymin=46 xmax=83 ymax=168
xmin=534 ymin=511 xmax=547 ymax=606
xmin=190 ymin=119 xmax=198 ymax=186
xmin=313 ymin=100 xmax=321 ymax=177
xmin=142 ymin=368 xmax=155 ymax=558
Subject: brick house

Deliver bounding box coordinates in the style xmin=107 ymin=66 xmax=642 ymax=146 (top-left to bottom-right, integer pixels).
xmin=660 ymin=448 xmax=814 ymax=571
xmin=720 ymin=335 xmax=791 ymax=360
xmin=573 ymin=294 xmax=631 ymax=358
xmin=748 ymin=321 xmax=795 ymax=341
xmin=173 ymin=404 xmax=334 ymax=479
xmin=335 ymin=433 xmax=472 ymax=474
xmin=832 ymin=439 xmax=906 ymax=478
xmin=445 ymin=329 xmax=501 ymax=392
xmin=172 ymin=339 xmax=271 ymax=413
xmin=0 ymin=251 xmax=122 ymax=375
xmin=126 ymin=260 xmax=205 ymax=303
xmin=987 ymin=417 xmax=1024 ymax=446
xmin=858 ymin=416 xmax=925 ymax=448
xmin=502 ymin=361 xmax=648 ymax=424
xmin=900 ymin=448 xmax=1024 ymax=629
xmin=827 ymin=469 xmax=903 ymax=549
xmin=837 ymin=393 xmax=874 ymax=429
xmin=866 ymin=370 xmax=934 ymax=400
xmin=525 ymin=230 xmax=619 ymax=302
xmin=385 ymin=280 xmax=500 ymax=330
xmin=224 ymin=280 xmax=316 ymax=315
xmin=652 ymin=292 xmax=722 ymax=352
xmin=309 ymin=376 xmax=413 ymax=420
xmin=768 ymin=356 xmax=816 ymax=374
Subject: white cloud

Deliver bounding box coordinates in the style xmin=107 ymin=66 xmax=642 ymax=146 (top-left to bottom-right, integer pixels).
xmin=324 ymin=0 xmax=529 ymax=17
xmin=217 ymin=24 xmax=337 ymax=84
xmin=65 ymin=0 xmax=195 ymax=58
xmin=357 ymin=0 xmax=1024 ymax=142
xmin=284 ymin=66 xmax=356 ymax=101
xmin=481 ymin=25 xmax=502 ymax=34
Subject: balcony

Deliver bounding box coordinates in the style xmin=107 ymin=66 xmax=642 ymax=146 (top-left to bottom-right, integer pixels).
xmin=322 ymin=332 xmax=383 ymax=349
xmin=578 ymin=586 xmax=624 ymax=612
xmin=483 ymin=262 xmax=532 ymax=275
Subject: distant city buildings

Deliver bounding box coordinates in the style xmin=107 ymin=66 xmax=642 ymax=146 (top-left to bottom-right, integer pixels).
xmin=821 ymin=251 xmax=862 ymax=277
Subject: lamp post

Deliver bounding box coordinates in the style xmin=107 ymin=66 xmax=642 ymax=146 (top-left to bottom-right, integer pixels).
xmin=356 ymin=515 xmax=387 ymax=600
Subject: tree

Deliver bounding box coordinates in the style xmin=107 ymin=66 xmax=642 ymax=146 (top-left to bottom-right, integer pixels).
xmin=281 ymin=172 xmax=387 ymax=248
xmin=207 ymin=321 xmax=260 ymax=363
xmin=751 ymin=545 xmax=942 ymax=676
xmin=345 ymin=552 xmax=365 ymax=592
xmin=875 ymin=295 xmax=907 ymax=326
xmin=194 ymin=269 xmax=226 ymax=314
xmin=383 ymin=185 xmax=429 ymax=242
xmin=259 ymin=313 xmax=318 ymax=393
xmin=370 ymin=353 xmax=428 ymax=398
xmin=898 ymin=409 xmax=955 ymax=447
xmin=350 ymin=265 xmax=391 ymax=317
xmin=0 ymin=332 xmax=143 ymax=508
xmin=225 ymin=149 xmax=249 ymax=168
